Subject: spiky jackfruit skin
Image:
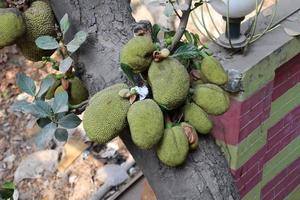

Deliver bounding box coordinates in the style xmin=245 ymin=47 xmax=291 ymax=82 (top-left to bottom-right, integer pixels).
xmin=183 ymin=102 xmax=213 ymax=134
xmin=83 ymin=84 xmax=130 ymax=144
xmin=17 ymin=1 xmax=56 ymax=61
xmin=68 ymin=77 xmax=89 ymax=105
xmin=89 ymin=83 xmax=128 ymax=104
xmin=120 ymin=36 xmax=156 ymax=73
xmin=192 ymin=84 xmax=230 ymax=115
xmin=200 ymin=56 xmax=228 ymax=85
xmin=0 ymin=8 xmax=25 ymax=48
xmin=127 ymin=99 xmax=164 ymax=149
xmin=148 ymin=58 xmax=190 ymax=110
xmin=156 ymin=126 xmax=189 ymax=167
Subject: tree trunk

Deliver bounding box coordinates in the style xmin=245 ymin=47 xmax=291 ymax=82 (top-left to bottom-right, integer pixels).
xmin=49 ymin=1 xmax=240 ymax=199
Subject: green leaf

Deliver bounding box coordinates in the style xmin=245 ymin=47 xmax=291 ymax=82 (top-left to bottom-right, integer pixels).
xmin=52 ymin=91 xmax=69 ymax=114
xmin=0 ymin=182 xmax=14 ymax=199
xmin=35 ymin=100 xmax=52 ymax=117
xmin=58 ymin=113 xmax=81 ymax=128
xmin=171 ymin=44 xmax=200 ymax=59
xmin=11 ymin=100 xmax=50 ymax=118
xmin=34 ymin=123 xmax=57 ymax=149
xmin=151 ymin=24 xmax=161 ymax=42
xmin=37 ymin=117 xmax=52 ymax=128
xmin=59 ymin=56 xmax=73 ymax=73
xmin=54 ymin=128 xmax=68 ymax=142
xmin=184 ymin=31 xmax=194 ymax=44
xmin=35 ymin=36 xmax=59 ymax=50
xmin=60 ymin=13 xmax=70 ymax=35
xmin=16 ymin=73 xmax=36 ymax=96
xmin=66 ymin=31 xmax=88 ymax=53
xmin=36 ymin=76 xmax=55 ymax=98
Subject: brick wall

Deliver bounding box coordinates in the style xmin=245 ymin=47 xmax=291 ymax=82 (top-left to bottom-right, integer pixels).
xmin=213 ymin=53 xmax=300 ymax=199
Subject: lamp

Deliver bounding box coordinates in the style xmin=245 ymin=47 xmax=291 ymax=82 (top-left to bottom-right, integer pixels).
xmin=191 ymin=0 xmax=278 ymax=49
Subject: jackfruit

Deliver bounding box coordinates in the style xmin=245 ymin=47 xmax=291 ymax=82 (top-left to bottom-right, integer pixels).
xmin=183 ymin=102 xmax=213 ymax=134
xmin=68 ymin=77 xmax=89 ymax=105
xmin=54 ymin=85 xmax=65 ymax=95
xmin=192 ymin=84 xmax=230 ymax=115
xmin=54 ymin=77 xmax=89 ymax=105
xmin=148 ymin=58 xmax=190 ymax=110
xmin=156 ymin=126 xmax=189 ymax=167
xmin=89 ymin=83 xmax=128 ymax=104
xmin=82 ymin=84 xmax=131 ymax=144
xmin=200 ymin=56 xmax=228 ymax=85
xmin=0 ymin=8 xmax=25 ymax=48
xmin=120 ymin=36 xmax=156 ymax=73
xmin=45 ymin=75 xmax=61 ymax=99
xmin=127 ymin=99 xmax=164 ymax=149
xmin=17 ymin=1 xmax=56 ymax=61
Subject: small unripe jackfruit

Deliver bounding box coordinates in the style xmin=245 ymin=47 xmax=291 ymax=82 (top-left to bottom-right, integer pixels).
xmin=156 ymin=126 xmax=189 ymax=167
xmin=183 ymin=102 xmax=213 ymax=134
xmin=200 ymin=56 xmax=228 ymax=85
xmin=83 ymin=84 xmax=130 ymax=144
xmin=192 ymin=84 xmax=230 ymax=115
xmin=45 ymin=75 xmax=61 ymax=99
xmin=0 ymin=8 xmax=25 ymax=48
xmin=127 ymin=99 xmax=164 ymax=149
xmin=120 ymin=36 xmax=156 ymax=73
xmin=17 ymin=1 xmax=56 ymax=61
xmin=68 ymin=77 xmax=89 ymax=105
xmin=148 ymin=58 xmax=190 ymax=110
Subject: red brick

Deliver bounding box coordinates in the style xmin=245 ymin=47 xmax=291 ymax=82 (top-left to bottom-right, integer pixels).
xmin=239 ymin=112 xmax=266 ymax=141
xmin=274 ymin=189 xmax=288 ymax=200
xmin=286 ymin=175 xmax=300 ymax=195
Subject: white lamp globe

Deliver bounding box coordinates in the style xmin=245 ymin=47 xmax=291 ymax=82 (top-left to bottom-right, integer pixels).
xmin=209 ymin=0 xmax=263 ymax=18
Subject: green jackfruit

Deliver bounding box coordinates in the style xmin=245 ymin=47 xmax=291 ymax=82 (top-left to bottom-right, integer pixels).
xmin=0 ymin=8 xmax=25 ymax=48
xmin=68 ymin=77 xmax=89 ymax=105
xmin=127 ymin=99 xmax=164 ymax=149
xmin=192 ymin=84 xmax=230 ymax=115
xmin=53 ymin=77 xmax=89 ymax=105
xmin=120 ymin=36 xmax=156 ymax=73
xmin=156 ymin=126 xmax=189 ymax=167
xmin=17 ymin=1 xmax=56 ymax=61
xmin=183 ymin=102 xmax=213 ymax=134
xmin=200 ymin=56 xmax=228 ymax=85
xmin=54 ymin=85 xmax=65 ymax=95
xmin=89 ymin=83 xmax=128 ymax=104
xmin=83 ymin=84 xmax=131 ymax=144
xmin=148 ymin=58 xmax=190 ymax=110
xmin=45 ymin=75 xmax=61 ymax=99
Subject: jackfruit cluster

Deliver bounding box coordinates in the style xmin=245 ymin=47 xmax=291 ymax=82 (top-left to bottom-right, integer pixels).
xmin=148 ymin=58 xmax=190 ymax=110
xmin=120 ymin=36 xmax=156 ymax=73
xmin=0 ymin=8 xmax=25 ymax=48
xmin=127 ymin=99 xmax=164 ymax=149
xmin=156 ymin=125 xmax=189 ymax=167
xmin=200 ymin=56 xmax=228 ymax=85
xmin=192 ymin=83 xmax=230 ymax=115
xmin=83 ymin=84 xmax=130 ymax=144
xmin=17 ymin=1 xmax=56 ymax=61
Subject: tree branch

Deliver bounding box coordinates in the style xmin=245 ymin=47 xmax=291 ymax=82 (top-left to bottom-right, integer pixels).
xmin=169 ymin=0 xmax=192 ymax=53
xmin=169 ymin=0 xmax=182 ymax=19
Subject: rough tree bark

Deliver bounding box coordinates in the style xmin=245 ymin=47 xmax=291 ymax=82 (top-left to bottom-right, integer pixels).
xmin=49 ymin=1 xmax=240 ymax=199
